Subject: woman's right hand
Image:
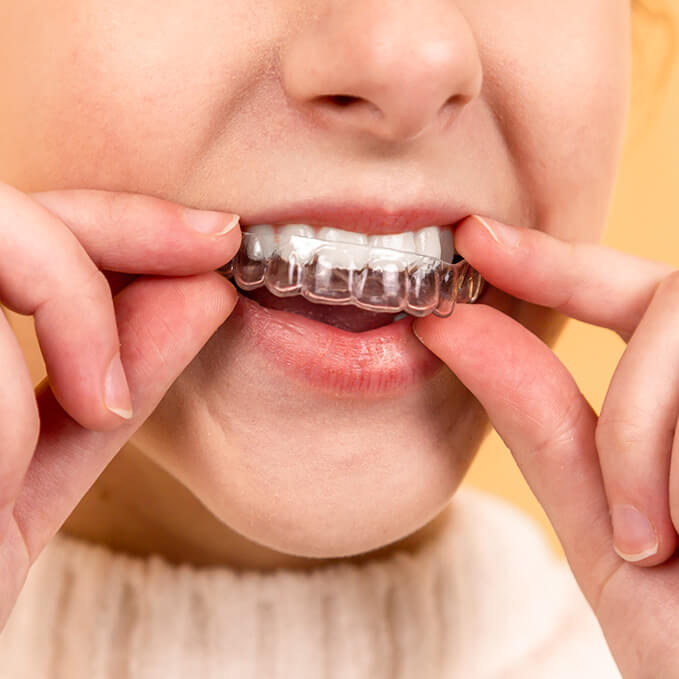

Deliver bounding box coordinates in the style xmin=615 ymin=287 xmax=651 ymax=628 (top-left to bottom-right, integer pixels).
xmin=0 ymin=183 xmax=241 ymax=629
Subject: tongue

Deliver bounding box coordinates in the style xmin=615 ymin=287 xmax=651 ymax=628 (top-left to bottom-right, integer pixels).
xmin=241 ymin=287 xmax=399 ymax=332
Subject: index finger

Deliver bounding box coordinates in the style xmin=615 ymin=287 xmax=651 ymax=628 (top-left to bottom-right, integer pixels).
xmin=31 ymin=189 xmax=241 ymax=275
xmin=455 ymin=215 xmax=674 ymax=339
xmin=9 ymin=271 xmax=239 ymax=571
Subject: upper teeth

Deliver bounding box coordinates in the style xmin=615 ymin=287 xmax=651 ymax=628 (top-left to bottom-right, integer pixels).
xmin=243 ymin=224 xmax=455 ymax=269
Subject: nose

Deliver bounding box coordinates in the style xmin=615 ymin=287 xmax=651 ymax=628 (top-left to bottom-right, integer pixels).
xmin=281 ymin=1 xmax=483 ymax=142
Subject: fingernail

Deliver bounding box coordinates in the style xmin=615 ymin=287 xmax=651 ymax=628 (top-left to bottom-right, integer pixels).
xmin=469 ymin=215 xmax=520 ymax=250
xmin=183 ymin=208 xmax=240 ymax=236
xmin=104 ymin=352 xmax=133 ymax=420
xmin=611 ymin=504 xmax=658 ymax=562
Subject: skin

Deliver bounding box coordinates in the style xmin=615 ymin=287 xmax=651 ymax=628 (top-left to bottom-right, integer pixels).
xmin=3 ymin=0 xmax=678 ymax=675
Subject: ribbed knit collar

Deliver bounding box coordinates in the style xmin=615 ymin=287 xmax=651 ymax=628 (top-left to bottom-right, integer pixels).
xmin=0 ymin=487 xmax=617 ymax=679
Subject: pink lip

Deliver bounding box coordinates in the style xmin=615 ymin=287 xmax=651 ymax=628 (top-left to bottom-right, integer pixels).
xmin=223 ymin=200 xmax=470 ymax=393
xmin=226 ymin=294 xmax=445 ymax=396
xmin=240 ymin=201 xmax=470 ymax=235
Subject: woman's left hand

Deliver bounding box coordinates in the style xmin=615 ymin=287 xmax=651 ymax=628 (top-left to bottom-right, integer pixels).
xmin=413 ymin=216 xmax=679 ymax=678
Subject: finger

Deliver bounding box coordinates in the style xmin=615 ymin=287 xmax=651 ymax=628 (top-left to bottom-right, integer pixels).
xmin=596 ymin=271 xmax=679 ymax=566
xmin=455 ymin=215 xmax=675 ymax=340
xmin=0 ymin=310 xmax=39 ymax=539
xmin=671 ymin=421 xmax=679 ymax=547
xmin=10 ymin=272 xmax=239 ymax=564
xmin=413 ymin=305 xmax=620 ymax=608
xmin=31 ymin=188 xmax=241 ymax=275
xmin=0 ymin=183 xmax=136 ymax=430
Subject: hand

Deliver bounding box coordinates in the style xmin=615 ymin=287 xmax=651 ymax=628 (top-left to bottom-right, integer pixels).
xmin=0 ymin=183 xmax=241 ymax=628
xmin=413 ymin=215 xmax=679 ymax=678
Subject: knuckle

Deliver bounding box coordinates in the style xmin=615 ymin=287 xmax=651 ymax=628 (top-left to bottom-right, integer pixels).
xmin=37 ymin=232 xmax=111 ymax=310
xmin=70 ymin=263 xmax=113 ymax=307
xmin=84 ymin=265 xmax=112 ymax=299
xmin=527 ymin=388 xmax=587 ymax=462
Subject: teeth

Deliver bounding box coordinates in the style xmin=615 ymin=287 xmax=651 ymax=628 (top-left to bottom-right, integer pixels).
xmin=317 ymin=227 xmax=369 ymax=269
xmin=246 ymin=224 xmax=276 ymax=260
xmin=278 ymin=224 xmax=317 ymax=263
xmin=368 ymin=232 xmax=421 ymax=268
xmin=279 ymin=223 xmax=315 ymax=244
xmin=316 ymin=227 xmax=368 ymax=246
xmin=241 ymin=223 xmax=456 ymax=267
xmin=414 ymin=226 xmax=441 ymax=260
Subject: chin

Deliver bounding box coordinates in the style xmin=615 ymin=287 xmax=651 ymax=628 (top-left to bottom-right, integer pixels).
xmin=142 ymin=340 xmax=489 ymax=558
xmin=189 ymin=431 xmax=480 ymax=559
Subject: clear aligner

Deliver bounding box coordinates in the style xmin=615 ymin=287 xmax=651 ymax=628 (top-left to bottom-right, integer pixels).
xmin=217 ymin=232 xmax=484 ymax=318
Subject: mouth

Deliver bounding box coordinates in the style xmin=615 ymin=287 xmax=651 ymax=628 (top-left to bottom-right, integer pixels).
xmin=231 ymin=222 xmax=462 ymax=331
xmin=224 ymin=220 xmax=482 ymax=330
xmin=218 ymin=205 xmax=483 ymax=395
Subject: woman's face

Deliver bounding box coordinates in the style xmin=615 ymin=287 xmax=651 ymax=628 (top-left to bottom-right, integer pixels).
xmin=0 ymin=1 xmax=629 ymax=557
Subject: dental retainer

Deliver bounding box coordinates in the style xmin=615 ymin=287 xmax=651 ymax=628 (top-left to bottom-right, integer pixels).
xmin=218 ymin=231 xmax=485 ymax=318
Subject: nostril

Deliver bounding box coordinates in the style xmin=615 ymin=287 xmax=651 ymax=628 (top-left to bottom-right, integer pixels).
xmin=313 ymin=94 xmax=383 ymax=121
xmin=323 ymin=94 xmax=362 ymax=107
xmin=442 ymin=92 xmax=471 ymax=113
xmin=435 ymin=93 xmax=467 ymax=130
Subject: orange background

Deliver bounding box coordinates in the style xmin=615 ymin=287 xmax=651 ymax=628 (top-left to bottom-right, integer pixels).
xmin=4 ymin=4 xmax=679 ymax=557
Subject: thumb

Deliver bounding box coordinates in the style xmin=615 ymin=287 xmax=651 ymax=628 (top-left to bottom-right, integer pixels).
xmin=413 ymin=304 xmax=620 ymax=607
xmin=11 ymin=272 xmax=238 ymax=564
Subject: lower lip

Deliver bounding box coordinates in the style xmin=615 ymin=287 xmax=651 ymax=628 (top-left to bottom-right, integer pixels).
xmin=225 ymin=293 xmax=444 ymax=396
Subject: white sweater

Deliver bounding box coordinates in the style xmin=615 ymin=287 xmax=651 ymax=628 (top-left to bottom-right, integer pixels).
xmin=0 ymin=488 xmax=620 ymax=678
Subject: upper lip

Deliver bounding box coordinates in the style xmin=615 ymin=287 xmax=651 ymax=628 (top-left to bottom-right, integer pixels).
xmin=239 ymin=201 xmax=471 ymax=235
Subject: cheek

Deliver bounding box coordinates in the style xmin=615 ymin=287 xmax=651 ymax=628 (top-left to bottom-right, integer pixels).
xmin=479 ymin=1 xmax=630 ymax=240
xmin=0 ymin=0 xmax=274 ymax=191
